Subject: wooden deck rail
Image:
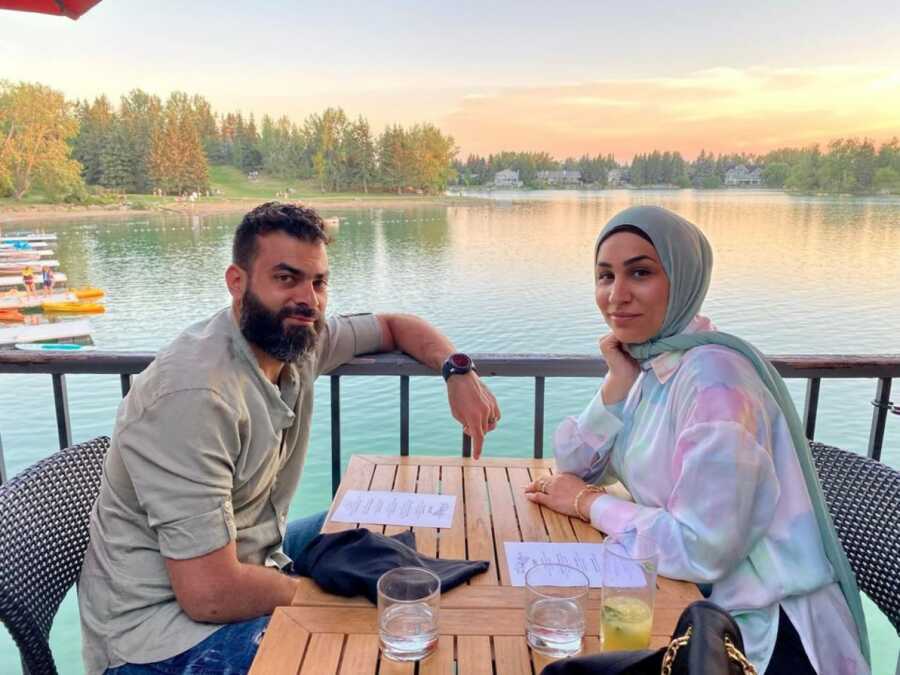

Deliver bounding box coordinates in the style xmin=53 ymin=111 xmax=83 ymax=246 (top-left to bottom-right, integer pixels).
xmin=0 ymin=351 xmax=898 ymax=488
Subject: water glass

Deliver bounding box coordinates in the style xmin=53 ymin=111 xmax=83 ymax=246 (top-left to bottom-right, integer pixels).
xmin=377 ymin=566 xmax=441 ymax=661
xmin=601 ymin=533 xmax=658 ymax=651
xmin=525 ymin=563 xmax=590 ymax=658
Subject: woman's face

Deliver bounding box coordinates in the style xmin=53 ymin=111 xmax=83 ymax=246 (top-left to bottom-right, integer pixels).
xmin=595 ymin=231 xmax=670 ymax=343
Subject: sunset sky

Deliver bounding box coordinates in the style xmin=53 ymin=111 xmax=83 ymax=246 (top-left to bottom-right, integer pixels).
xmin=2 ymin=0 xmax=900 ymax=160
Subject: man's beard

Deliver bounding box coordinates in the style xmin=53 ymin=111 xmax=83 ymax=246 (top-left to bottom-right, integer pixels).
xmin=239 ymin=287 xmax=323 ymax=362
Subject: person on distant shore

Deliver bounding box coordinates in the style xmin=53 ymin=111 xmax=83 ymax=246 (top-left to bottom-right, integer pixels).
xmin=21 ymin=265 xmax=36 ymax=296
xmin=41 ymin=265 xmax=55 ymax=296
xmin=78 ymin=202 xmax=501 ymax=675
xmin=525 ymin=206 xmax=869 ymax=674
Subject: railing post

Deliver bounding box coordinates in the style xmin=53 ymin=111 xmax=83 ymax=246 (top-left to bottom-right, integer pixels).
xmin=120 ymin=373 xmax=132 ymax=397
xmin=52 ymin=373 xmax=72 ymax=449
xmin=0 ymin=431 xmax=7 ymax=485
xmin=868 ymin=378 xmax=892 ymax=462
xmin=400 ymin=375 xmax=410 ymax=456
xmin=803 ymin=378 xmax=821 ymax=439
xmin=330 ymin=375 xmax=341 ymax=496
xmin=462 ymin=432 xmax=471 ymax=458
xmin=534 ymin=376 xmax=545 ymax=458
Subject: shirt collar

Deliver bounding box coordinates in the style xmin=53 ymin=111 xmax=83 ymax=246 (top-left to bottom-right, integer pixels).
xmin=640 ymin=314 xmax=716 ymax=384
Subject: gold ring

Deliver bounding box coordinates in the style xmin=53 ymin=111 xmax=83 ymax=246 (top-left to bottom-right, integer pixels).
xmin=537 ymin=477 xmax=551 ymax=494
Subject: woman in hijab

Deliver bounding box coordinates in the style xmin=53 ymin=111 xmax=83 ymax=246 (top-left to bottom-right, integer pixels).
xmin=525 ymin=206 xmax=869 ymax=674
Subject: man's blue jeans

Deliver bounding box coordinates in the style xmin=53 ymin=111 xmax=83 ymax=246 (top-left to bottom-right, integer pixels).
xmin=105 ymin=511 xmax=327 ymax=674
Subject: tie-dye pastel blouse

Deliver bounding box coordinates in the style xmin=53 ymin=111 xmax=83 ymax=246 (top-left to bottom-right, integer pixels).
xmin=555 ymin=316 xmax=868 ymax=674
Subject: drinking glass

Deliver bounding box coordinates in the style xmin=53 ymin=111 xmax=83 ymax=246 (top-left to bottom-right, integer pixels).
xmin=377 ymin=566 xmax=441 ymax=661
xmin=601 ymin=533 xmax=658 ymax=651
xmin=525 ymin=563 xmax=590 ymax=658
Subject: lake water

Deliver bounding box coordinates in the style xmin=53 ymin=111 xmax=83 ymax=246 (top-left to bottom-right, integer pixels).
xmin=2 ymin=189 xmax=899 ymax=673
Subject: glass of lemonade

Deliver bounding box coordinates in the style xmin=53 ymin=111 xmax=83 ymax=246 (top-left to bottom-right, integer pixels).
xmin=377 ymin=567 xmax=441 ymax=661
xmin=525 ymin=563 xmax=590 ymax=658
xmin=601 ymin=533 xmax=658 ymax=651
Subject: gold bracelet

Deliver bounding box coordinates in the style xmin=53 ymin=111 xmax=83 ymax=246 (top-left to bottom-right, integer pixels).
xmin=573 ymin=485 xmax=605 ymax=522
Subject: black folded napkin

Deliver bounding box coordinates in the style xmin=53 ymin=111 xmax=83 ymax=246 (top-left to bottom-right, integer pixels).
xmin=292 ymin=528 xmax=490 ymax=604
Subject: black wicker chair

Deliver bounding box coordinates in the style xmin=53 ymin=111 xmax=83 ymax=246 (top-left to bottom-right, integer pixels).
xmin=0 ymin=436 xmax=110 ymax=675
xmin=810 ymin=441 xmax=900 ymax=636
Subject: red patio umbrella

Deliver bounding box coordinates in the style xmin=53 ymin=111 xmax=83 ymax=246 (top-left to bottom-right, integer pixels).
xmin=0 ymin=0 xmax=102 ymax=19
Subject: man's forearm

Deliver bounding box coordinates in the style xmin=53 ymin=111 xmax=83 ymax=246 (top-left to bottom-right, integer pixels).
xmin=378 ymin=314 xmax=455 ymax=370
xmin=168 ymin=544 xmax=299 ymax=624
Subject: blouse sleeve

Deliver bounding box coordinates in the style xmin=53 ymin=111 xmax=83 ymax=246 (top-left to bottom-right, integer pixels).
xmin=553 ymin=387 xmax=625 ymax=484
xmin=589 ymin=361 xmax=781 ymax=583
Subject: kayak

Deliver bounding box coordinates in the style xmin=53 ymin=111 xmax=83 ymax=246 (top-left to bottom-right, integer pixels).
xmin=73 ymin=287 xmax=105 ymax=300
xmin=14 ymin=342 xmax=96 ymax=352
xmin=0 ymin=309 xmax=24 ymax=322
xmin=42 ymin=301 xmax=106 ymax=314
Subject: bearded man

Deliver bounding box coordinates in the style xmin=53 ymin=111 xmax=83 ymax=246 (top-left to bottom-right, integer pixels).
xmin=79 ymin=202 xmax=500 ymax=674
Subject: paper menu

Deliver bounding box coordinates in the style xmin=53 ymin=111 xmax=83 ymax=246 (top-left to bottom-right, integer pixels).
xmin=330 ymin=490 xmax=456 ymax=529
xmin=504 ymin=542 xmax=646 ymax=588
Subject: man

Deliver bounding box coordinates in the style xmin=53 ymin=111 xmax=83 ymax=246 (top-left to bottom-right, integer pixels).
xmin=79 ymin=202 xmax=500 ymax=674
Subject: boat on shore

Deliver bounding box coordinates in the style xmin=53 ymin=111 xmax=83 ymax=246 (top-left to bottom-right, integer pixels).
xmin=0 ymin=309 xmax=25 ymax=322
xmin=42 ymin=301 xmax=105 ymax=314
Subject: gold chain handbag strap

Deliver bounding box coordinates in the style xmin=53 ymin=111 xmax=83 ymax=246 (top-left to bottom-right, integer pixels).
xmin=660 ymin=625 xmax=758 ymax=675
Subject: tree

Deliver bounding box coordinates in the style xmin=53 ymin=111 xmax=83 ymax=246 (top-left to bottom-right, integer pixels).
xmin=341 ymin=116 xmax=375 ymax=192
xmin=761 ymin=162 xmax=790 ymax=188
xmin=72 ymin=95 xmax=114 ymax=184
xmin=99 ymin=119 xmax=135 ymax=192
xmin=119 ymin=89 xmax=162 ymax=193
xmin=0 ymin=81 xmax=83 ymax=200
xmin=874 ymin=167 xmax=900 ymax=193
xmin=149 ymin=92 xmax=209 ymax=194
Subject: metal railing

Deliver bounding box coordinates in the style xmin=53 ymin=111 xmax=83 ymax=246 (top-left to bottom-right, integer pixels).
xmin=1 ymin=350 xmax=898 ymax=492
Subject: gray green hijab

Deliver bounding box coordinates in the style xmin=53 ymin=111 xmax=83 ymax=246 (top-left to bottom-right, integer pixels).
xmin=596 ymin=205 xmax=869 ymax=662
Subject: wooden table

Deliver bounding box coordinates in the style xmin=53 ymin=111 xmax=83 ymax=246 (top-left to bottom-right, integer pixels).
xmin=250 ymin=455 xmax=701 ymax=674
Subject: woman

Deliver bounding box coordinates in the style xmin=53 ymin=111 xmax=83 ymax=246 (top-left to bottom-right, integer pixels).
xmin=525 ymin=206 xmax=869 ymax=674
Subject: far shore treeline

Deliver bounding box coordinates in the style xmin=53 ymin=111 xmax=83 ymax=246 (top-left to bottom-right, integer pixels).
xmin=1 ymin=80 xmax=899 ymax=203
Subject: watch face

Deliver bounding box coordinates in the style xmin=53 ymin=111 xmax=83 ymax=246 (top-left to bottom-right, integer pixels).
xmin=450 ymin=353 xmax=471 ymax=368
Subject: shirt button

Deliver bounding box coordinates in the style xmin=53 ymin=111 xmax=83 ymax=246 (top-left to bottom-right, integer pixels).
xmin=280 ymin=513 xmax=286 ymax=524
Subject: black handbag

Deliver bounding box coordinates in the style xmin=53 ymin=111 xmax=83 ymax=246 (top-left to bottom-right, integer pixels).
xmin=540 ymin=600 xmax=757 ymax=675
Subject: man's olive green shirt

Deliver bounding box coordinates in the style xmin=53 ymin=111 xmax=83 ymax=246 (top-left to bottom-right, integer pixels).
xmin=78 ymin=308 xmax=382 ymax=674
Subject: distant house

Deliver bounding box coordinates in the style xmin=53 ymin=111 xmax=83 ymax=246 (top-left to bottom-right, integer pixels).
xmin=536 ymin=169 xmax=582 ymax=186
xmin=493 ymin=169 xmax=522 ymax=188
xmin=724 ymin=165 xmax=763 ymax=187
xmin=607 ymin=168 xmax=627 ymax=186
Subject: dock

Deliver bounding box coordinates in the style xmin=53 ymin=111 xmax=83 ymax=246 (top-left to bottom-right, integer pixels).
xmin=0 ymin=272 xmax=68 ymax=289
xmin=0 ymin=291 xmax=78 ymax=310
xmin=0 ymin=249 xmax=55 ymax=259
xmin=0 ymin=234 xmax=57 ymax=243
xmin=0 ymin=318 xmax=92 ymax=346
xmin=0 ymin=260 xmax=61 ymax=272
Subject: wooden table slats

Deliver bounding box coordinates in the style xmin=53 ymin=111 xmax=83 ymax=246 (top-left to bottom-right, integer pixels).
xmin=251 ymin=455 xmax=702 ymax=674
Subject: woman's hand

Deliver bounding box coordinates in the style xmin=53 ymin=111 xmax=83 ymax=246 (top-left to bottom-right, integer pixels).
xmin=525 ymin=473 xmax=604 ymax=520
xmin=599 ymin=334 xmax=641 ymax=404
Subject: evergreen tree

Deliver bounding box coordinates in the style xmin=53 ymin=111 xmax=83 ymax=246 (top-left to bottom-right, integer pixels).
xmin=99 ymin=120 xmax=135 ymax=192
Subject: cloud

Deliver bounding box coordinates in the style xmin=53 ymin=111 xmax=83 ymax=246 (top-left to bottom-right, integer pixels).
xmin=442 ymin=66 xmax=900 ymax=158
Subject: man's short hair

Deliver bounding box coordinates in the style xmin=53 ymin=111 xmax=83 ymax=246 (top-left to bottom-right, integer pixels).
xmin=233 ymin=202 xmax=330 ymax=270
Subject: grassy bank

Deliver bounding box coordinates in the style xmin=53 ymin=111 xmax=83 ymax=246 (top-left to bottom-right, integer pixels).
xmin=0 ymin=167 xmax=482 ymax=223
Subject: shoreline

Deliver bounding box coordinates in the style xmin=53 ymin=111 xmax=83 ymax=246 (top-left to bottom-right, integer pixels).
xmin=0 ymin=195 xmax=488 ymax=225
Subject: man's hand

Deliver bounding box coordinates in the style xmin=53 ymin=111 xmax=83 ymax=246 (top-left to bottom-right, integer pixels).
xmin=447 ymin=371 xmax=500 ymax=459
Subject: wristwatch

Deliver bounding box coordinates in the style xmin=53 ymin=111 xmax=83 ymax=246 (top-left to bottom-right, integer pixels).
xmin=442 ymin=352 xmax=476 ymax=381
